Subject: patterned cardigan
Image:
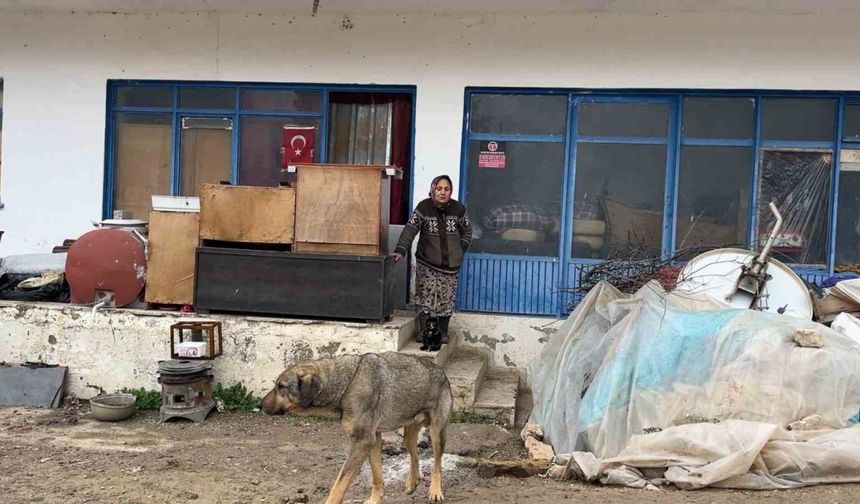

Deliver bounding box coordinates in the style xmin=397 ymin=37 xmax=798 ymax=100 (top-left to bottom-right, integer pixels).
xmin=394 ymin=198 xmax=473 ymax=273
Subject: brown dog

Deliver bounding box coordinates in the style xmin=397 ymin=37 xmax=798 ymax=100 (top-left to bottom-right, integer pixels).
xmin=261 ymin=352 xmax=453 ymax=504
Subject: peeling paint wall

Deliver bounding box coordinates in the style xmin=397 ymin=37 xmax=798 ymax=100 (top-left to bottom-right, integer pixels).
xmin=452 ymin=312 xmax=562 ymax=377
xmin=0 ymin=301 xmax=406 ymax=399
xmin=3 ymin=9 xmax=860 ymax=254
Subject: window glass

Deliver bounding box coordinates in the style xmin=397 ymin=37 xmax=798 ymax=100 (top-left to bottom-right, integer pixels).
xmin=180 ymin=116 xmax=233 ymax=196
xmin=240 ymin=116 xmax=320 ymax=187
xmin=578 ymin=102 xmax=668 ymax=137
xmin=757 ymin=149 xmax=832 ymax=265
xmin=116 ymin=86 xmax=173 ymax=108
xmin=179 ymin=87 xmax=235 ymax=109
xmin=843 ymin=104 xmax=860 ymax=142
xmin=572 ymin=143 xmax=667 ymax=258
xmin=835 ymin=149 xmax=860 ymax=266
xmin=761 ymin=98 xmax=835 ymax=142
xmin=328 ymin=102 xmax=391 ymax=165
xmin=113 ymin=113 xmax=172 ymax=219
xmin=682 ymin=97 xmax=754 ymax=139
xmin=676 ymin=146 xmax=752 ymax=250
xmin=240 ymin=89 xmax=322 ymax=112
xmin=470 ymin=94 xmax=566 ymax=135
xmin=466 ymin=140 xmax=564 ymax=256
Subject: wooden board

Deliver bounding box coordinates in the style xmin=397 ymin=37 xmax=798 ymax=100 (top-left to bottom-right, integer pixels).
xmin=145 ymin=211 xmax=199 ymax=305
xmin=115 ymin=122 xmax=172 ymax=220
xmin=199 ymin=183 xmax=295 ymax=244
xmin=294 ymin=164 xmax=383 ymax=249
xmin=293 ymin=241 xmax=380 ymax=255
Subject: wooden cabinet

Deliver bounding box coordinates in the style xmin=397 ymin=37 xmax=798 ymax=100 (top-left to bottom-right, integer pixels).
xmin=198 ymin=183 xmax=296 ymax=244
xmin=292 ymin=164 xmax=393 ymax=255
xmin=145 ymin=211 xmax=200 ymax=305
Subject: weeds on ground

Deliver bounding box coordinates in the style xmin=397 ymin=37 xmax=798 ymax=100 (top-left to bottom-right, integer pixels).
xmin=119 ymin=388 xmax=162 ymax=410
xmin=452 ymin=411 xmax=497 ymax=424
xmin=213 ymin=382 xmax=260 ymax=412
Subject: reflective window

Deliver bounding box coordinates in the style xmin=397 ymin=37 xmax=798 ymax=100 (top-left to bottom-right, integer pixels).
xmin=240 ymin=116 xmax=320 ymax=187
xmin=241 ymin=89 xmax=322 ymax=112
xmin=676 ymin=146 xmax=752 ymax=249
xmin=578 ymin=102 xmax=668 ymax=137
xmin=466 ymin=140 xmax=565 ymax=256
xmin=761 ymin=98 xmax=835 ymax=142
xmin=116 ymin=86 xmax=173 ymax=108
xmin=572 ymin=143 xmax=667 ymax=258
xmin=682 ymin=97 xmax=754 ymax=139
xmin=470 ymin=94 xmax=567 ymax=135
xmin=179 ymin=87 xmax=236 ymax=109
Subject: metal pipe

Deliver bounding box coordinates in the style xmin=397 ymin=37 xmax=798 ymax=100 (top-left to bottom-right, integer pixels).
xmin=757 ymin=201 xmax=783 ymax=264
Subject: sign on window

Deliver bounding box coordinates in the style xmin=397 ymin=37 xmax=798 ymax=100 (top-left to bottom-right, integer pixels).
xmin=478 ymin=141 xmax=506 ymax=169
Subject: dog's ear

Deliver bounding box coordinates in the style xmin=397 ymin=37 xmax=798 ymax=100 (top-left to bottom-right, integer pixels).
xmin=297 ymin=373 xmax=320 ymax=408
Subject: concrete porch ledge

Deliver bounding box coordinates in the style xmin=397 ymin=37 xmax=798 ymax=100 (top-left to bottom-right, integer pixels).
xmin=0 ymin=300 xmax=415 ymax=399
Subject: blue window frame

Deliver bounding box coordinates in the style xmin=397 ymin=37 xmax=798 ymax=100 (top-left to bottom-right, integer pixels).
xmin=458 ymin=88 xmax=859 ymax=317
xmin=103 ymin=80 xmax=416 ymax=220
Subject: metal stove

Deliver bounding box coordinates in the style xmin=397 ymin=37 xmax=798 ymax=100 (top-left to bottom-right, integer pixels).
xmin=157 ymin=360 xmax=216 ymax=422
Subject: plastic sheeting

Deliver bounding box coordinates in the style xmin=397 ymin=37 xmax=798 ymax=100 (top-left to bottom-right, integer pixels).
xmin=529 ymin=280 xmax=860 ymax=489
xmin=757 ymin=150 xmax=831 ymax=265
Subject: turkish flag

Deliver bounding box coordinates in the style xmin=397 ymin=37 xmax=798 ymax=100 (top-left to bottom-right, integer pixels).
xmin=281 ymin=126 xmax=316 ymax=171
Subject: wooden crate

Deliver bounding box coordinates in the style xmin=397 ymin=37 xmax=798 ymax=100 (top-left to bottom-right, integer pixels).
xmin=293 ymin=164 xmax=391 ymax=255
xmin=145 ymin=211 xmax=199 ymax=305
xmin=199 ymin=183 xmax=296 ymax=244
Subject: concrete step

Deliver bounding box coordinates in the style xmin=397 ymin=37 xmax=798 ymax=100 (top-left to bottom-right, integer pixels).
xmin=444 ymin=347 xmax=489 ymax=410
xmin=470 ymin=367 xmax=519 ymax=427
xmin=398 ymin=339 xmax=455 ymax=367
xmin=392 ymin=310 xmax=418 ymax=351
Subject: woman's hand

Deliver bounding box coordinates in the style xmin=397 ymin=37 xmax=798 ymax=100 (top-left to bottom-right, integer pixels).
xmin=391 ymin=252 xmax=403 ymax=262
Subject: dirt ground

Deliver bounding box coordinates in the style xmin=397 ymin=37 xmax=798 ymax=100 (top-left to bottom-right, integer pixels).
xmin=3 ymin=406 xmax=860 ymax=504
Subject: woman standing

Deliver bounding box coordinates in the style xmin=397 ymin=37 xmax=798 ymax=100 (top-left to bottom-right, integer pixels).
xmin=392 ymin=175 xmax=472 ymax=345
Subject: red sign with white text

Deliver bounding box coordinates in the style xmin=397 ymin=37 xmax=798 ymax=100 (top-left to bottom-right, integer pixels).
xmin=478 ymin=140 xmax=506 ymax=169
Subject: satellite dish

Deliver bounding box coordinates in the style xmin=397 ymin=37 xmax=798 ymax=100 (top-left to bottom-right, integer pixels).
xmin=675 ymin=247 xmax=812 ymax=319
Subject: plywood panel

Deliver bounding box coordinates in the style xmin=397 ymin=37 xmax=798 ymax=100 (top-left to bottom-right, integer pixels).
xmin=199 ymin=183 xmax=295 ymax=244
xmin=145 ymin=211 xmax=199 ymax=305
xmin=293 ymin=241 xmax=379 ymax=255
xmin=115 ymin=122 xmax=172 ymax=220
xmin=180 ymin=128 xmax=232 ymax=196
xmin=294 ymin=164 xmax=382 ymax=247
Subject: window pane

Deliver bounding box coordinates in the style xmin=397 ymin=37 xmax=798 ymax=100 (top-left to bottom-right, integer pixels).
xmin=844 ymin=104 xmax=860 ymax=142
xmin=835 ymin=149 xmax=860 ymax=266
xmin=328 ymin=102 xmax=391 ymax=165
xmin=676 ymin=146 xmax=752 ymax=250
xmin=116 ymin=86 xmax=173 ymax=108
xmin=682 ymin=97 xmax=754 ymax=139
xmin=578 ymin=102 xmax=668 ymax=137
xmin=466 ymin=141 xmax=564 ymax=256
xmin=240 ymin=116 xmax=320 ymax=187
xmin=761 ymin=98 xmax=835 ymax=142
xmin=179 ymin=87 xmax=235 ymax=109
xmin=470 ymin=94 xmax=566 ymax=135
xmin=758 ymin=150 xmax=832 ymax=265
xmin=241 ymin=89 xmax=322 ymax=112
xmin=113 ymin=113 xmax=172 ymax=219
xmin=180 ymin=116 xmax=233 ymax=196
xmin=572 ymin=143 xmax=667 ymax=258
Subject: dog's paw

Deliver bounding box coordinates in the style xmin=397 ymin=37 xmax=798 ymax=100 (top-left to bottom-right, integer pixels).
xmin=427 ymin=491 xmax=444 ymax=503
xmin=405 ymin=479 xmax=419 ymax=495
xmin=419 ymin=344 xmax=429 ymax=351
